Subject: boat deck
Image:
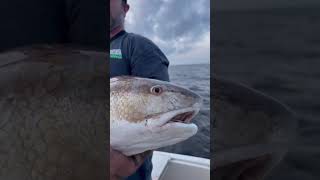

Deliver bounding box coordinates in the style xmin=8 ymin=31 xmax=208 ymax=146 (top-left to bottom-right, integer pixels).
xmin=151 ymin=151 xmax=210 ymax=180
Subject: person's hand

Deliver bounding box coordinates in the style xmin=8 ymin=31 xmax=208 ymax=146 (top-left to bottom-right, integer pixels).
xmin=110 ymin=147 xmax=152 ymax=180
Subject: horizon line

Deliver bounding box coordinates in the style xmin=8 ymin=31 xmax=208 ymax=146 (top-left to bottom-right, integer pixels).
xmin=170 ymin=62 xmax=210 ymax=66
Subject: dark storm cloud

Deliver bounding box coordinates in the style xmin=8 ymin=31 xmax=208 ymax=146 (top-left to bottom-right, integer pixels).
xmin=125 ymin=0 xmax=210 ymax=64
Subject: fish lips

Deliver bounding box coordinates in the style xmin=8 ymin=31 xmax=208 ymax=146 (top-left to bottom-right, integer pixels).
xmin=145 ymin=107 xmax=200 ymax=142
xmin=149 ymin=102 xmax=202 ymax=131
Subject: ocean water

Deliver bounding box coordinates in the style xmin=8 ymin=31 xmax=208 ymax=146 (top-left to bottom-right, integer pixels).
xmin=158 ymin=64 xmax=211 ymax=158
xmin=214 ymin=7 xmax=320 ymax=180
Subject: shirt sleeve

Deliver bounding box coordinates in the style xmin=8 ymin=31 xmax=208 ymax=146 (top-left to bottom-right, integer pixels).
xmin=129 ymin=35 xmax=170 ymax=82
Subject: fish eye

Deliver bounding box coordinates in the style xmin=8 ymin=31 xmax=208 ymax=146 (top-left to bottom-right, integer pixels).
xmin=151 ymin=86 xmax=163 ymax=95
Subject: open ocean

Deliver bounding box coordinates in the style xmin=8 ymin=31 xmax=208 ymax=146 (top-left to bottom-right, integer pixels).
xmin=214 ymin=7 xmax=320 ymax=180
xmin=158 ymin=64 xmax=211 ymax=159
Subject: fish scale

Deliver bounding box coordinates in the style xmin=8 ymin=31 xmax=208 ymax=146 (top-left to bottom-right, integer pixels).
xmin=0 ymin=45 xmax=107 ymax=180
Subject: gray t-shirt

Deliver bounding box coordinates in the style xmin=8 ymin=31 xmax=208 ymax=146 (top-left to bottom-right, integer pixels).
xmin=110 ymin=31 xmax=170 ymax=180
xmin=110 ymin=31 xmax=169 ymax=81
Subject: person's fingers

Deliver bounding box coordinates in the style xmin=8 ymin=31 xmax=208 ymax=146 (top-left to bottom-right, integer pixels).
xmin=131 ymin=150 xmax=152 ymax=167
xmin=110 ymin=148 xmax=153 ymax=178
xmin=110 ymin=148 xmax=144 ymax=177
xmin=110 ymin=148 xmax=133 ymax=176
xmin=120 ymin=151 xmax=152 ymax=177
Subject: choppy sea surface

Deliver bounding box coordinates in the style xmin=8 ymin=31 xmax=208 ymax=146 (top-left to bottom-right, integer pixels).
xmin=158 ymin=64 xmax=211 ymax=159
xmin=214 ymin=7 xmax=320 ymax=180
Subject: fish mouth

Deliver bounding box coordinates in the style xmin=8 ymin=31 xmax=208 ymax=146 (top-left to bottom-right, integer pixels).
xmin=157 ymin=104 xmax=201 ymax=127
xmin=169 ymin=111 xmax=196 ymax=124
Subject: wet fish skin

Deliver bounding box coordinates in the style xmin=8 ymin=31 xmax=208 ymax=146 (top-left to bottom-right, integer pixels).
xmin=110 ymin=76 xmax=203 ymax=156
xmin=0 ymin=45 xmax=108 ymax=180
xmin=212 ymin=77 xmax=298 ymax=180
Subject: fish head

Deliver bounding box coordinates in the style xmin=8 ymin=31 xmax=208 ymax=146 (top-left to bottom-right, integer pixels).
xmin=212 ymin=77 xmax=298 ymax=180
xmin=110 ymin=76 xmax=202 ymax=156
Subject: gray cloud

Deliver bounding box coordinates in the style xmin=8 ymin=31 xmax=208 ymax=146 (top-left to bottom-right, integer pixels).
xmin=125 ymin=0 xmax=210 ymax=65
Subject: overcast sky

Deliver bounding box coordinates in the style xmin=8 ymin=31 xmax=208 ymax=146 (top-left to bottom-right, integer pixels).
xmin=125 ymin=0 xmax=210 ymax=65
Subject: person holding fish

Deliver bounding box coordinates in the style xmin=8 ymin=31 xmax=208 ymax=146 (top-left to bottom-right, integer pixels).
xmin=110 ymin=0 xmax=170 ymax=179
